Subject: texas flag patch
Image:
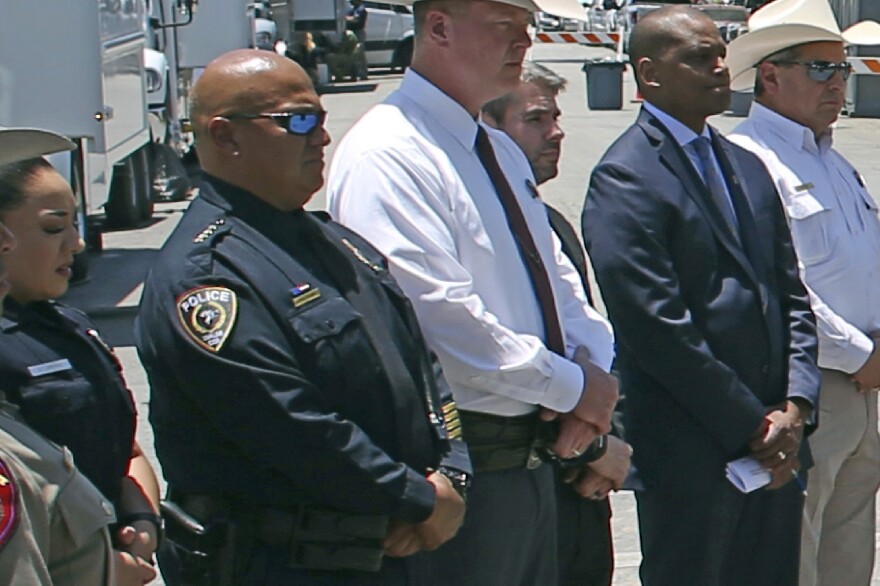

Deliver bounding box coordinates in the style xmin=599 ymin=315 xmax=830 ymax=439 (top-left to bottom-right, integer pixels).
xmin=0 ymin=457 xmax=19 ymax=549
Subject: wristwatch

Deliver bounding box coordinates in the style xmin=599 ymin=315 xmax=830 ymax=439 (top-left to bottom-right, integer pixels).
xmin=437 ymin=466 xmax=472 ymax=501
xmin=119 ymin=512 xmax=165 ymax=550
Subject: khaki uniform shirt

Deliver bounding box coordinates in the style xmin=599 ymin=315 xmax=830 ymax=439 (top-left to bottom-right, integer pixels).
xmin=0 ymin=400 xmax=115 ymax=585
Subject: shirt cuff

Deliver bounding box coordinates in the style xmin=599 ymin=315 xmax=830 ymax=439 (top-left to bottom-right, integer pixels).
xmin=391 ymin=468 xmax=436 ymax=523
xmin=539 ymin=353 xmax=585 ymax=413
xmin=818 ymin=332 xmax=874 ymax=375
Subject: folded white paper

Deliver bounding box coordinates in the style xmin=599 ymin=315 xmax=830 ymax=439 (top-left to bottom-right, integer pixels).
xmin=725 ymin=456 xmax=771 ymax=493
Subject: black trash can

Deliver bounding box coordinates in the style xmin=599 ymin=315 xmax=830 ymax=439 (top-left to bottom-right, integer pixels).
xmin=582 ymin=59 xmax=626 ymax=110
xmin=727 ymin=91 xmax=754 ymax=117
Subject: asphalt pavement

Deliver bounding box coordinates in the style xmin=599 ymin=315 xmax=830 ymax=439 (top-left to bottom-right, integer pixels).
xmin=61 ymin=41 xmax=880 ymax=585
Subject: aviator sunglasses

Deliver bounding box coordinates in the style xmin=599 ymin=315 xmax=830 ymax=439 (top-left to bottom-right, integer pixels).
xmin=223 ymin=110 xmax=327 ymax=135
xmin=769 ymin=59 xmax=854 ymax=83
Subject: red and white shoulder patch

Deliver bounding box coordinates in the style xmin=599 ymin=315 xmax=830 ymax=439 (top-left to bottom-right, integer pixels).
xmin=0 ymin=457 xmax=19 ymax=548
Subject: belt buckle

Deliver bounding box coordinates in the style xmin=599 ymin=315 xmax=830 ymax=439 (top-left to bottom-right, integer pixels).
xmin=526 ymin=448 xmax=543 ymax=470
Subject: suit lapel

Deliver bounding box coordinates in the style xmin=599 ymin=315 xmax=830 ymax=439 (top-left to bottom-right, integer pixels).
xmin=638 ymin=111 xmax=762 ymax=290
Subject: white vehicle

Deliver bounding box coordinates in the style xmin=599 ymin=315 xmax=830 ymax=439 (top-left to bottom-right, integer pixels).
xmin=282 ymin=0 xmax=415 ymax=72
xmin=361 ymin=2 xmax=415 ymax=68
xmin=0 ymin=0 xmax=156 ymax=275
xmin=617 ymin=2 xmax=748 ymax=52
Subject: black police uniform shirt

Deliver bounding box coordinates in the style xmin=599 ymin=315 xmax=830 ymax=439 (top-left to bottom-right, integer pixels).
xmin=0 ymin=299 xmax=137 ymax=506
xmin=135 ymin=175 xmax=467 ymax=523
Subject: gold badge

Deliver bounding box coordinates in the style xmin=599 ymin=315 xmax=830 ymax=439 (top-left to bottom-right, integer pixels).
xmin=176 ymin=286 xmax=238 ymax=352
xmin=442 ymin=400 xmax=463 ymax=440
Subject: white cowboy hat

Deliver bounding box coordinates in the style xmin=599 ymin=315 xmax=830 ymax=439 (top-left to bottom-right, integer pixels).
xmin=726 ymin=0 xmax=880 ymax=91
xmin=395 ymin=0 xmax=587 ymax=22
xmin=0 ymin=126 xmax=74 ymax=166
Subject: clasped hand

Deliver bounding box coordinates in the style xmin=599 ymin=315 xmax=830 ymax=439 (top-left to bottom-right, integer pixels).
xmin=749 ymin=400 xmax=809 ymax=489
xmin=540 ymin=346 xmax=619 ymax=459
xmin=383 ymin=471 xmax=465 ymax=558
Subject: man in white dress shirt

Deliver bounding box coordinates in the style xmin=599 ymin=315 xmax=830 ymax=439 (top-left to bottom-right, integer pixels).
xmin=326 ymin=0 xmax=618 ymax=583
xmin=727 ymin=1 xmax=880 ymax=583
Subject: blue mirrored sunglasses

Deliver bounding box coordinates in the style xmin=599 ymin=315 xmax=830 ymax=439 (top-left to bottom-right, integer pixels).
xmin=224 ymin=111 xmax=326 ymax=135
xmin=770 ymin=60 xmax=853 ymax=83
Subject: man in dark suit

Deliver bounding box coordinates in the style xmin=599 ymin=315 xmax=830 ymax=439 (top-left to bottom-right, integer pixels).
xmin=582 ymin=6 xmax=820 ymax=586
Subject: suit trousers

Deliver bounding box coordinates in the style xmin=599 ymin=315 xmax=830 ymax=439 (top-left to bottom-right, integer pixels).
xmin=409 ymin=463 xmax=557 ymax=586
xmin=636 ymin=478 xmax=804 ymax=586
xmin=556 ymin=469 xmax=613 ymax=586
xmin=800 ymin=369 xmax=880 ymax=586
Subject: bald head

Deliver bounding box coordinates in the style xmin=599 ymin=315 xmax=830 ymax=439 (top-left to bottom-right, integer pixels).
xmin=629 ymin=6 xmax=714 ymax=65
xmin=190 ymin=50 xmax=313 ymax=141
xmin=190 ymin=49 xmax=330 ymax=211
xmin=629 ymin=6 xmax=730 ymax=133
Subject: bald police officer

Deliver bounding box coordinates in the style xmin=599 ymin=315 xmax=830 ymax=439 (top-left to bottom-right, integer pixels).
xmin=135 ymin=50 xmax=468 ymax=585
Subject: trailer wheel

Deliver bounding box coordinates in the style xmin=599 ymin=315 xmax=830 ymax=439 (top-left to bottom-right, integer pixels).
xmin=393 ymin=38 xmax=413 ymax=70
xmin=134 ymin=147 xmax=154 ymax=221
xmin=70 ymin=193 xmax=92 ymax=285
xmin=106 ymin=156 xmax=141 ymax=228
xmin=150 ymin=142 xmax=191 ymax=202
xmin=70 ymin=250 xmax=90 ymax=285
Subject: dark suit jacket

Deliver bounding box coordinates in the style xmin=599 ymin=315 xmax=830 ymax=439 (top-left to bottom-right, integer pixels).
xmin=582 ymin=108 xmax=820 ymax=491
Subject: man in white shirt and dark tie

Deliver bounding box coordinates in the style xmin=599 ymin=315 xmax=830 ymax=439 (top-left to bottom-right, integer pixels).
xmin=326 ymin=0 xmax=618 ymax=583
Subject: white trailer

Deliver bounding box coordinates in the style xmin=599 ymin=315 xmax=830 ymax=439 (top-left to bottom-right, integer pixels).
xmin=0 ymin=0 xmax=156 ymax=256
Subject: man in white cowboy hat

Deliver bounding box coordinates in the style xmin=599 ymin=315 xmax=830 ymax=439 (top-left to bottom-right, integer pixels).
xmin=327 ymin=0 xmax=618 ymax=583
xmin=728 ymin=2 xmax=880 ymax=585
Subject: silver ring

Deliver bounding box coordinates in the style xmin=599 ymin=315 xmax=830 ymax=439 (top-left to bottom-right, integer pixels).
xmin=571 ymin=448 xmax=584 ymax=457
xmin=778 ymin=451 xmax=787 ymax=461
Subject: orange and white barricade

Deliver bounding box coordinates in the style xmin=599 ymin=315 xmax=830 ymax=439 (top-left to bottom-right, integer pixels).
xmin=533 ymin=31 xmax=621 ymax=46
xmin=849 ymin=57 xmax=880 ymax=75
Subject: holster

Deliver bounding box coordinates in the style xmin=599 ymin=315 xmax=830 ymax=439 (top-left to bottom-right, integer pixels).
xmin=160 ymin=490 xmax=389 ymax=579
xmin=159 ymin=493 xmax=241 ymax=586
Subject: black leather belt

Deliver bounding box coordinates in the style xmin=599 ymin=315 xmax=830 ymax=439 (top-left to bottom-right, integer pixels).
xmin=459 ymin=410 xmax=540 ymax=473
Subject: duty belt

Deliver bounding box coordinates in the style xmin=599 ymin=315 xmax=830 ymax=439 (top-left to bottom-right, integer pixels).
xmin=255 ymin=505 xmax=388 ymax=572
xmin=166 ymin=493 xmax=388 ymax=573
xmin=459 ymin=410 xmax=541 ymax=473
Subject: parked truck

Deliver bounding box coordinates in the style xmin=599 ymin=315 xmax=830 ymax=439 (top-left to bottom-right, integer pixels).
xmin=277 ymin=0 xmax=415 ymax=76
xmin=0 ymin=0 xmax=157 ymax=267
xmin=0 ymin=0 xmax=275 ymax=278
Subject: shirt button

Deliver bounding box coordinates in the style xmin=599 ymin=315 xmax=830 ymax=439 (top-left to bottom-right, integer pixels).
xmin=101 ymin=500 xmax=114 ymax=516
xmin=62 ymin=448 xmax=75 ymax=471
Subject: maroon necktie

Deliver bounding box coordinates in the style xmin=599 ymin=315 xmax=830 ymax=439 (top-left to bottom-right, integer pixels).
xmin=475 ymin=126 xmax=565 ymax=356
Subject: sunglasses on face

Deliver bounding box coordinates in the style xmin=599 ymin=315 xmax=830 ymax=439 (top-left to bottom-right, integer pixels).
xmin=224 ymin=110 xmax=327 ymax=135
xmin=769 ymin=60 xmax=854 ymax=83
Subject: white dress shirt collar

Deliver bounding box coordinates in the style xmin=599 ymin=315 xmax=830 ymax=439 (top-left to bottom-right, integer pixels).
xmin=398 ymin=68 xmax=479 ymax=151
xmin=643 ymin=101 xmax=709 ymax=147
xmin=748 ymin=101 xmax=834 ymax=156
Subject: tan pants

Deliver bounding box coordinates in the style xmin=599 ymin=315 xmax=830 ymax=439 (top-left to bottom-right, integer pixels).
xmin=800 ymin=369 xmax=880 ymax=586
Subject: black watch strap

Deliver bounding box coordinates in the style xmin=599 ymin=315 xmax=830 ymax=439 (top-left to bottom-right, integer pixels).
xmin=437 ymin=466 xmax=472 ymax=501
xmin=118 ymin=512 xmax=164 ymax=550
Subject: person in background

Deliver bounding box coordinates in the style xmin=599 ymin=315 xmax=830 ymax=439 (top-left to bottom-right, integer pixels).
xmin=0 ymin=126 xmax=155 ymax=585
xmin=727 ymin=0 xmax=880 ymax=582
xmin=0 ymin=158 xmax=162 ymax=578
xmin=345 ymin=0 xmax=369 ymax=80
xmin=582 ymin=6 xmax=819 ymax=585
xmin=482 ymin=60 xmax=632 ymax=586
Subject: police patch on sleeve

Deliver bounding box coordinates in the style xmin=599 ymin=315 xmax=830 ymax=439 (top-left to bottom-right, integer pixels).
xmin=0 ymin=457 xmax=19 ymax=549
xmin=176 ymin=286 xmax=238 ymax=352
